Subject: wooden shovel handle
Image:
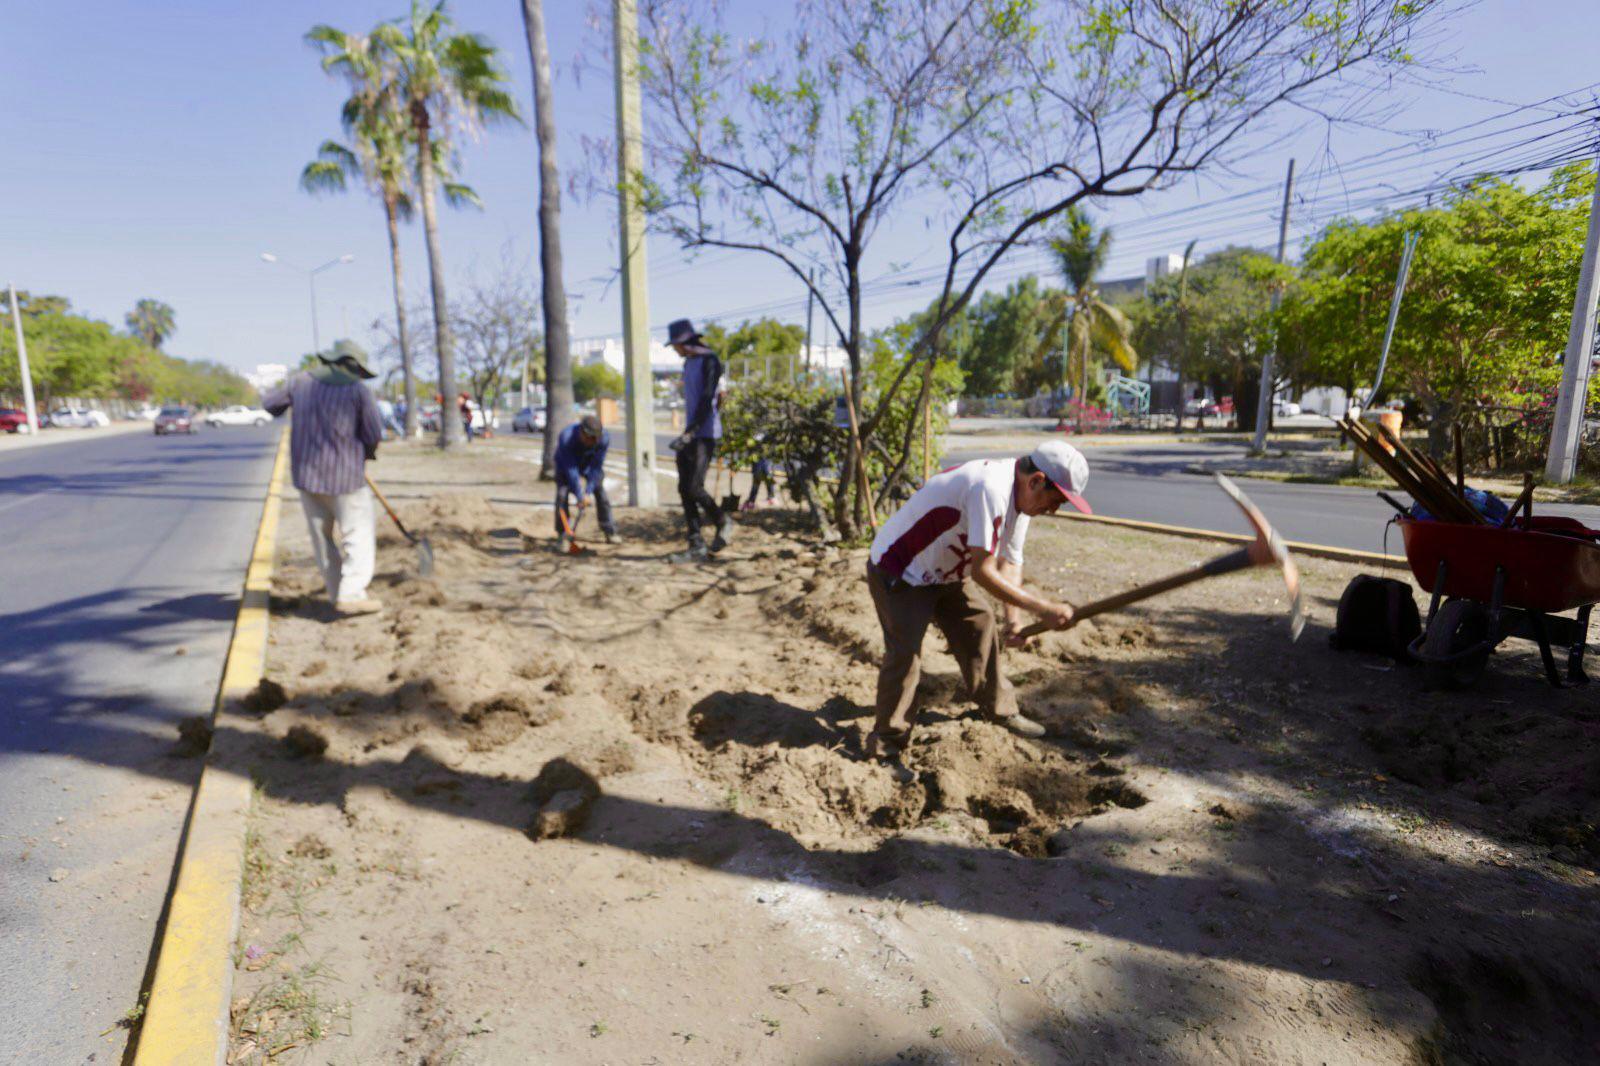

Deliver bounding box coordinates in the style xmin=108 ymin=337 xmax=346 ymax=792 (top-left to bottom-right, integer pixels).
xmin=365 ymin=475 xmax=415 ymax=542
xmin=1015 ymin=547 xmax=1254 ymax=640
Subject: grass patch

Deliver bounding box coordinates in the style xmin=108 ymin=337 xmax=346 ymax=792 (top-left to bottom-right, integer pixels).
xmin=229 ymin=959 xmax=347 ymax=1063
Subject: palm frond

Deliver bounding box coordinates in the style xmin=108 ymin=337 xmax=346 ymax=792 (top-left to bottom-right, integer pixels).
xmin=441 ymin=182 xmax=483 ymax=211
xmin=300 ymin=159 xmax=350 ymax=195
xmin=1089 ymin=302 xmax=1138 ymax=373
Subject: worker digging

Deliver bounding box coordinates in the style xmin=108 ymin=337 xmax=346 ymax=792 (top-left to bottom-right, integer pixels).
xmin=554 ymin=413 xmax=619 ymax=553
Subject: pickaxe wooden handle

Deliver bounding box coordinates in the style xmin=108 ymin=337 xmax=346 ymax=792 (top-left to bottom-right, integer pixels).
xmin=1016 ymin=474 xmax=1304 ymax=641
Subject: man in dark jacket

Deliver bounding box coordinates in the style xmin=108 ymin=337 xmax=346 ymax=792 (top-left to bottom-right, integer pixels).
xmin=553 ymin=414 xmax=618 ymax=550
xmin=666 ymin=318 xmax=730 ymax=562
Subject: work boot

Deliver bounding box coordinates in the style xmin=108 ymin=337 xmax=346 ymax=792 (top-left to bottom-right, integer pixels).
xmin=709 ymin=517 xmax=733 ymax=554
xmin=998 ymin=713 xmax=1047 ymax=738
xmin=555 ymin=533 xmax=570 ymax=554
xmin=335 ymin=597 xmax=383 ymax=617
xmin=604 ymin=531 xmax=622 ymax=545
xmin=669 ymin=543 xmax=710 ymax=564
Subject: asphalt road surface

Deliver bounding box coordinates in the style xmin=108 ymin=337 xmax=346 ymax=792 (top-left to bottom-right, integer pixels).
xmin=0 ymin=422 xmax=280 ymax=1062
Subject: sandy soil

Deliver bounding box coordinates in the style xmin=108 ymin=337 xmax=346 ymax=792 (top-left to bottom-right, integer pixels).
xmin=216 ymin=435 xmax=1599 ymax=1064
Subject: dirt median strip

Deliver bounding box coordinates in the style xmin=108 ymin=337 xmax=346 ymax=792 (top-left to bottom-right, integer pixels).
xmin=131 ymin=429 xmax=289 ymax=1066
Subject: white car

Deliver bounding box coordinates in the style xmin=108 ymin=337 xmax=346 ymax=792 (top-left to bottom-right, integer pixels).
xmin=47 ymin=407 xmax=111 ymax=428
xmin=1272 ymin=400 xmax=1302 ymax=417
xmin=132 ymin=404 xmax=161 ymax=421
xmin=206 ymin=405 xmax=271 ymax=428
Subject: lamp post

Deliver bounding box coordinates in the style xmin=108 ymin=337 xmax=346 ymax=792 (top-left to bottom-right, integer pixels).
xmin=260 ymin=252 xmax=354 ymax=357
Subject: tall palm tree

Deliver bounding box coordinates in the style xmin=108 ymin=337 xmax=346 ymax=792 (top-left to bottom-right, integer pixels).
xmin=302 ymin=27 xmax=485 ymax=439
xmin=126 ymin=299 xmax=176 ymax=350
xmin=519 ymin=0 xmax=573 ymax=480
xmin=1038 ymin=207 xmax=1136 ymax=424
xmin=371 ymin=0 xmax=520 ymax=448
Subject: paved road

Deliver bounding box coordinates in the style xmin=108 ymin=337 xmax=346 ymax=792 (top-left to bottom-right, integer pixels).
xmin=0 ymin=423 xmax=280 ymax=1062
xmin=649 ymin=430 xmax=1600 ymax=553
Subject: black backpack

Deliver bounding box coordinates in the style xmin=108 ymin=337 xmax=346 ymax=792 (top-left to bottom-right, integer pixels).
xmin=1330 ymin=575 xmax=1420 ymax=661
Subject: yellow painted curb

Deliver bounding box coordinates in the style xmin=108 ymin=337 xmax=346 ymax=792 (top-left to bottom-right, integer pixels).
xmin=133 ymin=429 xmax=289 ymax=1065
xmin=1048 ymin=510 xmax=1410 ymax=569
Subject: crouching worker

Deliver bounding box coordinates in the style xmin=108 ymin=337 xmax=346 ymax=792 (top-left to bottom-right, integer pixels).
xmin=554 ymin=414 xmax=619 ymax=550
xmin=864 ymin=440 xmax=1093 ymax=761
xmin=263 ymin=348 xmax=385 ymax=617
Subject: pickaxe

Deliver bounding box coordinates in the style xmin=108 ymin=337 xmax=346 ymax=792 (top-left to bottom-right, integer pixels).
xmin=1016 ymin=474 xmax=1303 ymax=641
xmin=556 ymin=502 xmax=587 ymax=555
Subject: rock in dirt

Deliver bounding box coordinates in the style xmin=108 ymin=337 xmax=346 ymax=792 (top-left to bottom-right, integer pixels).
xmin=174 ymin=716 xmax=214 ymax=757
xmin=242 ymin=677 xmax=288 ymax=714
xmin=527 ymin=757 xmax=601 ymax=840
xmin=283 ymin=723 xmax=329 ymax=758
xmin=48 ymin=868 xmax=69 ymax=883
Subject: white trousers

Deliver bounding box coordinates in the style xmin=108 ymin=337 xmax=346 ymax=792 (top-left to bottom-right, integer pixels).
xmin=299 ymin=487 xmax=375 ymax=604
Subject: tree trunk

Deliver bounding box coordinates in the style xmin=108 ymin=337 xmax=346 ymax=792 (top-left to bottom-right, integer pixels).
xmin=521 ymin=0 xmax=573 ymax=479
xmin=413 ymin=104 xmax=464 ymax=448
xmin=833 ymin=254 xmax=865 ymax=536
xmin=384 ymin=193 xmax=420 ymax=438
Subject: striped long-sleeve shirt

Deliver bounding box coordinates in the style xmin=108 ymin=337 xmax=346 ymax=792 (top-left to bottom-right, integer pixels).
xmin=262 ymin=370 xmax=383 ymax=495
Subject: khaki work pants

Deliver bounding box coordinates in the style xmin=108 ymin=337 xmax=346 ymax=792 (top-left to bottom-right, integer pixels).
xmin=300 ymin=487 xmax=375 ymax=605
xmin=866 ymin=562 xmax=1018 ymax=746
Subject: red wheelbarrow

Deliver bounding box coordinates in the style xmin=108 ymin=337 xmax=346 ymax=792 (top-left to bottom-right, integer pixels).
xmin=1400 ymin=515 xmax=1600 ymax=688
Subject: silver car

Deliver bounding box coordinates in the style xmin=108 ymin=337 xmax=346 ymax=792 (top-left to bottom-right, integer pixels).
xmin=512 ymin=406 xmax=547 ymax=433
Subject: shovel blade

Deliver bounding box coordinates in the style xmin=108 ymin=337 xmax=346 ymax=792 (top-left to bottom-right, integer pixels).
xmin=416 ymin=537 xmax=435 ymax=578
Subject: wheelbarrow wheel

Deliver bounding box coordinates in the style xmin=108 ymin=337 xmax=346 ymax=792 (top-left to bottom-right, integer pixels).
xmin=1422 ymin=598 xmax=1491 ymax=689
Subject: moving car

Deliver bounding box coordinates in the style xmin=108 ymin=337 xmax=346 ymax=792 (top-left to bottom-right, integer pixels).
xmin=47 ymin=407 xmax=111 ymax=428
xmin=0 ymin=407 xmax=34 ymax=433
xmin=154 ymin=406 xmax=198 ymax=435
xmin=206 ymin=404 xmax=271 ymax=428
xmin=512 ymin=406 xmax=546 ymax=433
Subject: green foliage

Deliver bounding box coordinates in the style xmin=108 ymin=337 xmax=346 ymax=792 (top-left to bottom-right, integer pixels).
xmin=2 ymin=303 xmax=252 ymax=407
xmin=125 ymin=298 xmax=176 ymax=350
xmin=572 ymin=362 xmax=625 ymax=402
xmin=859 ymin=328 xmax=964 ymax=501
xmin=701 ymin=317 xmax=806 ymax=379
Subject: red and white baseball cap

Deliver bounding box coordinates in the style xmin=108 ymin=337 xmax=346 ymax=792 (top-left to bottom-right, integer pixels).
xmin=1029 ymin=440 xmax=1092 ymax=514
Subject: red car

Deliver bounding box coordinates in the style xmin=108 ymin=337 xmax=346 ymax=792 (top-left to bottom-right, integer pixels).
xmin=0 ymin=407 xmax=33 ymax=433
xmin=154 ymin=406 xmax=198 ymax=435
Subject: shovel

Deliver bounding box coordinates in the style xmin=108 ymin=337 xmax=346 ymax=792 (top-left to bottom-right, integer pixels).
xmin=557 ymin=503 xmax=587 ymax=555
xmin=366 ymin=475 xmax=435 ymax=577
xmin=1016 ymin=474 xmax=1303 ymax=642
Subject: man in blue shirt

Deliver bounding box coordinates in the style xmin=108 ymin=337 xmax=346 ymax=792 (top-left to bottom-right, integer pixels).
xmin=666 ymin=318 xmax=730 ymax=562
xmin=553 ymin=414 xmax=618 ymax=551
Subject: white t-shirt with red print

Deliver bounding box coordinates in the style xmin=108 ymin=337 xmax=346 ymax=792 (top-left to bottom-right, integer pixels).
xmin=869 ymin=458 xmax=1029 ymax=587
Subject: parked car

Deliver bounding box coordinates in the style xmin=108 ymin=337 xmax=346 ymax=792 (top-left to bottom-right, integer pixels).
xmin=154 ymin=406 xmax=198 ymax=435
xmin=206 ymin=404 xmax=271 ymax=428
xmin=422 ymin=402 xmax=497 ymax=433
xmin=0 ymin=407 xmax=34 ymax=433
xmin=1273 ymin=399 xmax=1302 ymax=417
xmin=47 ymin=406 xmax=111 ymax=428
xmin=132 ymin=404 xmax=161 ymax=421
xmin=512 ymin=406 xmax=547 ymax=433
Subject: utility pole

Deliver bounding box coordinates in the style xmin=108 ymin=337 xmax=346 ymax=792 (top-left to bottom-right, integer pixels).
xmin=803 ymin=267 xmax=815 ymax=380
xmin=614 ymin=0 xmax=657 ymax=506
xmin=1251 ymin=158 xmax=1295 ymax=454
xmin=1545 ymin=153 xmax=1600 ymax=485
xmin=7 ymin=283 xmax=39 ymax=434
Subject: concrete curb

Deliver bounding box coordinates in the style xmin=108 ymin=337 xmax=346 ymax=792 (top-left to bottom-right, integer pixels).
xmin=132 ymin=429 xmax=289 ymax=1065
xmin=1048 ymin=509 xmax=1410 ymax=569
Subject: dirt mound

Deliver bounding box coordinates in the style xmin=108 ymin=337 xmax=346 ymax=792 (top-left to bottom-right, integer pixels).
xmin=410 ymin=492 xmax=505 ymax=538
xmin=1411 ymin=947 xmax=1600 ymax=1064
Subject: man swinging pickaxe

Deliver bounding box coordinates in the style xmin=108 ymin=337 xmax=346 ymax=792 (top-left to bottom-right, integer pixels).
xmin=1014 ymin=474 xmax=1304 ymax=642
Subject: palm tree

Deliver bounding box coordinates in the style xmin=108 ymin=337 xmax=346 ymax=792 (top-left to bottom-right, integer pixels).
xmin=302 ymin=25 xmax=485 ymax=439
xmin=126 ymin=299 xmax=176 ymax=350
xmin=1039 ymin=207 xmax=1136 ymax=426
xmin=519 ymin=0 xmax=574 ymax=480
xmin=371 ymin=1 xmax=520 ymax=448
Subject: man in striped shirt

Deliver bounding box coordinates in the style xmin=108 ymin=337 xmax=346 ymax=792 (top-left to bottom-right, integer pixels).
xmin=263 ymin=350 xmax=385 ymax=616
xmin=864 ymin=440 xmax=1092 ymax=760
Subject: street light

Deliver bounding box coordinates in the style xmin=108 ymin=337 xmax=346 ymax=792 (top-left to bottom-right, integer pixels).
xmin=259 ymin=252 xmax=355 ymax=357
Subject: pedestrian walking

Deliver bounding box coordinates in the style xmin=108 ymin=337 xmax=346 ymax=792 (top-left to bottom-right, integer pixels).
xmin=743 ymin=456 xmax=778 ymax=511
xmin=666 ymin=318 xmax=730 ymax=562
xmin=554 ymin=414 xmax=619 ymax=550
xmin=377 ymin=396 xmax=402 ymax=439
xmin=262 ymin=348 xmax=386 ymax=616
xmin=863 ymin=440 xmax=1093 ymax=761
xmin=460 ymin=393 xmax=475 ymax=441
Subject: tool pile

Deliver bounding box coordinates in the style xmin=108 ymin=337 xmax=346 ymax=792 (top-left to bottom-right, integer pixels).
xmin=1340 ymin=415 xmax=1487 ymax=525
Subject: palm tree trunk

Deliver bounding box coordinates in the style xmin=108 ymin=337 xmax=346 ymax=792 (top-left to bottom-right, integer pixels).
xmin=413 ymin=105 xmax=464 ymax=448
xmin=520 ymin=0 xmax=573 ymax=479
xmin=384 ymin=193 xmax=420 ymax=438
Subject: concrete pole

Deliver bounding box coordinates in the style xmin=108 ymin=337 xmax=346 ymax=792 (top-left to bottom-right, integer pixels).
xmin=614 ymin=0 xmax=657 ymax=506
xmin=8 ymin=283 xmax=39 ymax=433
xmin=1251 ymin=158 xmax=1295 ymax=453
xmin=803 ymin=268 xmax=815 ymax=378
xmin=309 ymin=273 xmax=321 ymax=357
xmin=1545 ymin=155 xmax=1600 ymax=485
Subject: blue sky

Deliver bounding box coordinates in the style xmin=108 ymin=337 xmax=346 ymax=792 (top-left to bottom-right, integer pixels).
xmin=2 ymin=0 xmax=1597 ymax=374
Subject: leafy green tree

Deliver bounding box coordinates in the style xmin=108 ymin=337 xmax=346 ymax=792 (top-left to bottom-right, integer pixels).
xmin=1286 ymin=164 xmax=1597 ymax=455
xmin=631 ymin=0 xmax=1443 ymax=533
xmin=7 ymin=291 xmax=72 ymax=317
xmin=345 ymin=0 xmax=521 ymax=448
xmin=1037 ymin=208 xmax=1136 ymax=415
xmin=125 ymin=299 xmax=176 ymax=350
xmin=572 ymin=362 xmax=625 ymax=402
xmin=703 ymin=318 xmax=806 ymax=380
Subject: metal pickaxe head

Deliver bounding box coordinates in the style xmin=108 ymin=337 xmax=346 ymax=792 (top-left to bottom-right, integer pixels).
xmin=1214 ymin=474 xmax=1304 ymax=640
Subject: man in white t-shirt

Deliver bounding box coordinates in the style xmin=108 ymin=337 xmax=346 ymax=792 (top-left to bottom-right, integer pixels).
xmin=864 ymin=439 xmax=1092 ymax=760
